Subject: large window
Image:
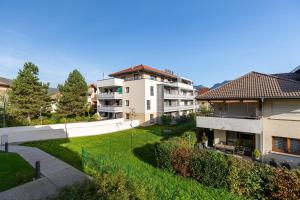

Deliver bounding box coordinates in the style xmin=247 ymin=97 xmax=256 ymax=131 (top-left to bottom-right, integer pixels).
xmin=272 ymin=136 xmax=300 ymax=155
xmin=150 ymin=86 xmax=154 ymax=96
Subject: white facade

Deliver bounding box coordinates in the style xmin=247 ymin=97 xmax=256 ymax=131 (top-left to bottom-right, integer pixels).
xmin=96 ymin=75 xmax=197 ymax=125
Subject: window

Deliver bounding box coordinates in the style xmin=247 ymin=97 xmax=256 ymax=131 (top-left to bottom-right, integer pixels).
xmin=125 ymin=100 xmax=129 ymax=106
xmin=125 ymin=87 xmax=130 ymax=93
xmin=272 ymin=136 xmax=300 ymax=155
xmin=147 ymin=100 xmax=151 ymax=110
xmin=150 ymin=86 xmax=154 ymax=96
xmin=125 ymin=113 xmax=130 ymax=119
xmin=150 ymin=75 xmax=156 ymax=80
xmin=134 ymin=74 xmax=139 ymax=80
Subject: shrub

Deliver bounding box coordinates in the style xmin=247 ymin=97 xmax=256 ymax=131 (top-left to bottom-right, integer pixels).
xmin=227 ymin=157 xmax=270 ymax=199
xmin=271 ymin=168 xmax=300 ymax=200
xmin=171 ymin=120 xmax=196 ymax=136
xmin=181 ymin=131 xmax=197 ymax=147
xmin=155 ymin=137 xmax=192 ymax=172
xmin=190 ymin=150 xmax=229 ymax=189
xmin=49 ymin=171 xmax=149 ymax=200
xmin=161 ymin=115 xmax=171 ymax=125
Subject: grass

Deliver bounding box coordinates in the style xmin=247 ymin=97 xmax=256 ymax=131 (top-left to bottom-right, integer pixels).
xmin=24 ymin=125 xmax=242 ymax=199
xmin=0 ymin=151 xmax=35 ymax=192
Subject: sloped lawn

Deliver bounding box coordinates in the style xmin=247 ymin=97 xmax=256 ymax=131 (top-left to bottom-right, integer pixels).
xmin=0 ymin=151 xmax=35 ymax=192
xmin=24 ymin=125 xmax=242 ymax=199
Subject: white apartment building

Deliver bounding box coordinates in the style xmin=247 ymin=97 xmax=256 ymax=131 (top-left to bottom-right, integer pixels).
xmin=96 ymin=64 xmax=197 ymax=125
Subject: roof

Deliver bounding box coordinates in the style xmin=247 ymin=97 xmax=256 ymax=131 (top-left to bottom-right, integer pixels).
xmin=197 ymin=71 xmax=300 ymax=100
xmin=198 ymin=87 xmax=210 ymax=95
xmin=109 ymin=64 xmax=177 ymax=78
xmin=273 ymin=73 xmax=300 ymax=82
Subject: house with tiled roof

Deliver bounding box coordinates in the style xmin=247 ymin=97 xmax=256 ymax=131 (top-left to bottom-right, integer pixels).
xmin=196 ymin=67 xmax=300 ymax=167
xmin=96 ymin=64 xmax=197 ymax=125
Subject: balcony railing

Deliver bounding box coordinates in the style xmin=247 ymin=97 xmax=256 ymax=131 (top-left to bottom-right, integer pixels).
xmin=164 ymin=105 xmax=195 ymax=112
xmin=196 ymin=115 xmax=263 ymax=134
xmin=164 ymin=93 xmax=195 ymax=99
xmin=98 ymin=105 xmax=123 ymax=112
xmin=97 ymin=92 xmax=123 ymax=99
xmin=196 ymin=113 xmax=261 ymax=120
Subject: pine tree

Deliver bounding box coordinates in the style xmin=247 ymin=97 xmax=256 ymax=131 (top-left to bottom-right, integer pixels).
xmin=9 ymin=62 xmax=50 ymax=124
xmin=57 ymin=70 xmax=88 ymax=117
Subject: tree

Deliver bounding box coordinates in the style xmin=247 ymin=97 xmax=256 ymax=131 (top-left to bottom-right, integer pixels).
xmin=57 ymin=70 xmax=88 ymax=117
xmin=9 ymin=62 xmax=50 ymax=124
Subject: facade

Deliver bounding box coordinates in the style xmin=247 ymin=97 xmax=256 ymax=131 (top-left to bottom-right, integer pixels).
xmin=96 ymin=64 xmax=197 ymax=125
xmin=196 ymin=68 xmax=300 ymax=167
xmin=87 ymin=84 xmax=97 ymax=112
xmin=0 ymin=77 xmax=12 ymax=96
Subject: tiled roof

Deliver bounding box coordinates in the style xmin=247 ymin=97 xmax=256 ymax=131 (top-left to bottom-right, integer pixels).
xmin=110 ymin=64 xmax=177 ymax=78
xmin=198 ymin=87 xmax=210 ymax=95
xmin=273 ymin=73 xmax=300 ymax=82
xmin=197 ymin=72 xmax=300 ymax=100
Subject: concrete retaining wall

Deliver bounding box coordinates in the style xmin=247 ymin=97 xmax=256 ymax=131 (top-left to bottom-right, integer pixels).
xmin=0 ymin=118 xmax=139 ymax=143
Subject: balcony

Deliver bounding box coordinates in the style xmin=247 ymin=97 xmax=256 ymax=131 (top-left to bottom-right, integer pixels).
xmin=164 ymin=93 xmax=195 ymax=99
xmin=164 ymin=105 xmax=180 ymax=112
xmin=98 ymin=105 xmax=123 ymax=113
xmin=164 ymin=93 xmax=181 ymax=99
xmin=97 ymin=92 xmax=123 ymax=99
xmin=97 ymin=78 xmax=123 ymax=87
xmin=196 ymin=114 xmax=262 ymax=134
xmin=180 ymin=105 xmax=195 ymax=110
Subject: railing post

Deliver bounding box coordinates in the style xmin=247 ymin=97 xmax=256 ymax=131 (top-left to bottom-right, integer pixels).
xmin=35 ymin=161 xmax=41 ymax=179
xmin=4 ymin=142 xmax=8 ymax=152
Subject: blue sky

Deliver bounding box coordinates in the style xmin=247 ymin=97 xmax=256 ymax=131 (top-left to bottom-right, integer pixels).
xmin=1 ymin=0 xmax=300 ymax=87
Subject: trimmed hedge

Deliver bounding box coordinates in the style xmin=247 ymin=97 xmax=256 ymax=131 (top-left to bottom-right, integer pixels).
xmin=155 ymin=134 xmax=300 ymax=200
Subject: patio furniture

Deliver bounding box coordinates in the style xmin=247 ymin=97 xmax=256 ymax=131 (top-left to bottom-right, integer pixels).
xmin=214 ymin=143 xmax=235 ymax=154
xmin=235 ymin=146 xmax=245 ymax=155
xmin=280 ymin=161 xmax=291 ymax=170
xmin=270 ymin=159 xmax=278 ymax=167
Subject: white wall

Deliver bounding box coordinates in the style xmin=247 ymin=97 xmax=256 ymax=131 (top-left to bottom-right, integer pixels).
xmin=0 ymin=119 xmax=139 ymax=144
xmin=196 ymin=116 xmax=263 ymax=134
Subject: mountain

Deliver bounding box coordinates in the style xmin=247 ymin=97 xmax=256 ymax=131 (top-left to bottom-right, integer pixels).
xmin=210 ymin=80 xmax=231 ymax=89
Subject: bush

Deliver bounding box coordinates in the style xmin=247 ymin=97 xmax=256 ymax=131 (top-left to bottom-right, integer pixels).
xmin=171 ymin=120 xmax=196 ymax=136
xmin=49 ymin=171 xmax=149 ymax=200
xmin=227 ymin=157 xmax=271 ymax=199
xmin=181 ymin=131 xmax=197 ymax=147
xmin=155 ymin=137 xmax=192 ymax=172
xmin=161 ymin=115 xmax=171 ymax=125
xmin=271 ymin=168 xmax=300 ymax=200
xmin=190 ymin=150 xmax=229 ymax=189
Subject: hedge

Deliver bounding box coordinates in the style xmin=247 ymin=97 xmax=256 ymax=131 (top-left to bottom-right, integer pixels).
xmin=155 ymin=133 xmax=300 ymax=200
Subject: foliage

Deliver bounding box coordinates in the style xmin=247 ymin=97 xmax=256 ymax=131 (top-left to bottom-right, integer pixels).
xmin=161 ymin=115 xmax=171 ymax=125
xmin=190 ymin=150 xmax=229 ymax=189
xmin=25 ymin=125 xmax=240 ymax=200
xmin=57 ymin=70 xmax=88 ymax=117
xmin=155 ymin=137 xmax=192 ymax=172
xmin=271 ymin=168 xmax=300 ymax=200
xmin=253 ymin=149 xmax=261 ymax=158
xmin=8 ymin=62 xmax=50 ymax=124
xmin=202 ymin=133 xmax=208 ymax=142
xmin=181 ymin=131 xmax=197 ymax=146
xmin=170 ymin=119 xmax=196 ymax=136
xmin=50 ymin=171 xmax=148 ymax=200
xmin=0 ymin=151 xmax=35 ymax=192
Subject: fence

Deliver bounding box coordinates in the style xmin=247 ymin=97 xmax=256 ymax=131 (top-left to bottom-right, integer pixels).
xmin=0 ymin=119 xmax=139 ymax=143
xmin=80 ymin=123 xmax=212 ymax=200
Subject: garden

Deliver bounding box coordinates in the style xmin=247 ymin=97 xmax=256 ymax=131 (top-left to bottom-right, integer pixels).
xmin=0 ymin=151 xmax=35 ymax=192
xmin=24 ymin=121 xmax=242 ymax=200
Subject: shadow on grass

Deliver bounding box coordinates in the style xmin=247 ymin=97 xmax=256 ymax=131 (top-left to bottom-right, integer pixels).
xmin=23 ymin=138 xmax=84 ymax=171
xmin=133 ymin=142 xmax=159 ymax=168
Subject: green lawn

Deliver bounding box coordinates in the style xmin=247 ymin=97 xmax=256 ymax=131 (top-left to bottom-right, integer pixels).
xmin=0 ymin=151 xmax=35 ymax=192
xmin=24 ymin=125 xmax=242 ymax=199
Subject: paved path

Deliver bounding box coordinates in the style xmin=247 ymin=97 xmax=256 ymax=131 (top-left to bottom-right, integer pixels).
xmin=0 ymin=145 xmax=89 ymax=200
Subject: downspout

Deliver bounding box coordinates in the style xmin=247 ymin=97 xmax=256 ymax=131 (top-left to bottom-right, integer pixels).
xmin=261 ymin=98 xmax=264 ymax=160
